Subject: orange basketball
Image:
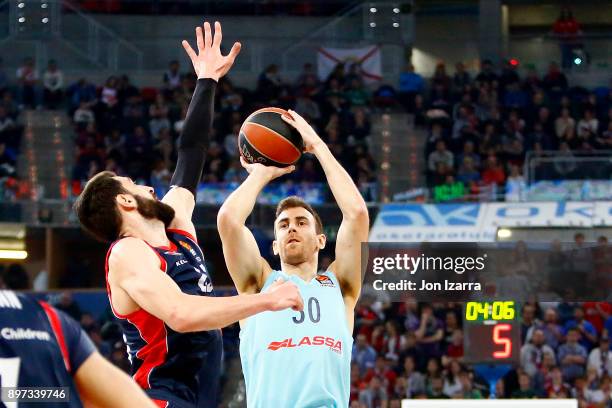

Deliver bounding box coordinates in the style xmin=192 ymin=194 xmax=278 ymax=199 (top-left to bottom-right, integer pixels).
xmin=238 ymin=107 xmax=303 ymax=167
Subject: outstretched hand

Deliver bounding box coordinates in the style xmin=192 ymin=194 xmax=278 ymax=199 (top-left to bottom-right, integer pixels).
xmin=182 ymin=21 xmax=241 ymax=82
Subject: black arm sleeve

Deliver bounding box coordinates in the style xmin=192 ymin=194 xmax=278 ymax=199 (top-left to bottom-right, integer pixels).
xmin=170 ymin=78 xmax=217 ymax=194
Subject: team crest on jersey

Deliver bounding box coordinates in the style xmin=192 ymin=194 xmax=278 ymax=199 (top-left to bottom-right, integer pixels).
xmin=315 ymin=274 xmax=334 ymax=287
xmin=179 ymin=241 xmax=198 ymax=257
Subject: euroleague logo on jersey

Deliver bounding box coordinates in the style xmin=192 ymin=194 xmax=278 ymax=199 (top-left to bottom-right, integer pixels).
xmin=179 ymin=241 xmax=198 ymax=257
xmin=267 ymin=336 xmax=342 ymax=354
xmin=315 ymin=274 xmax=334 ymax=287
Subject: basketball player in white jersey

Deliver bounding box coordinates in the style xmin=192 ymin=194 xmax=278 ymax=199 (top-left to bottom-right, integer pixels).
xmin=217 ymin=110 xmax=369 ymax=407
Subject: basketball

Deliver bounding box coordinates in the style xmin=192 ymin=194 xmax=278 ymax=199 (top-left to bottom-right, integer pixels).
xmin=238 ymin=107 xmax=303 ymax=167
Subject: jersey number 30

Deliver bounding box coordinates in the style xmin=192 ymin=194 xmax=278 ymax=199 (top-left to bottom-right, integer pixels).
xmin=293 ymin=297 xmax=320 ymax=324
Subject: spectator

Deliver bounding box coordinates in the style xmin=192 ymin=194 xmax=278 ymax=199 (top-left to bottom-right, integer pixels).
xmin=512 ymin=372 xmax=537 ymax=398
xmin=73 ymin=101 xmax=95 ymax=126
xmin=42 ymin=59 xmax=64 ymax=109
xmin=398 ymin=63 xmax=424 ymax=111
xmin=555 ymin=107 xmax=576 ymax=140
xmin=546 ymin=366 xmax=572 ymax=398
xmin=552 ymin=8 xmax=581 ymax=70
xmin=353 ymin=334 xmax=378 ymax=376
xmin=588 ymin=335 xmax=612 ymax=379
xmin=427 ymin=141 xmax=454 ymax=173
xmin=162 ymin=60 xmax=182 ymax=92
xmin=149 ymin=94 xmax=171 ymax=138
xmin=257 ymin=64 xmax=284 ymax=103
xmin=426 ymin=376 xmax=449 ymax=399
xmin=475 ymin=59 xmax=498 ymax=87
xmin=521 ymin=329 xmax=556 ymax=377
xmin=415 ymin=305 xmax=443 ymax=359
xmin=481 ymin=155 xmax=505 ymax=186
xmin=1 ymin=264 xmax=29 ymax=289
xmin=16 ymin=57 xmax=42 ymax=108
xmin=542 ymin=62 xmax=568 ymax=97
xmin=456 ymin=157 xmax=480 ymax=185
xmin=505 ymin=164 xmax=526 ymax=201
xmin=534 ymin=307 xmax=564 ymax=350
xmin=577 ymin=109 xmax=599 ymax=140
xmin=101 ymin=76 xmax=120 ymax=109
xmin=459 ymin=371 xmax=482 ymax=399
xmin=565 ymin=306 xmax=598 ymax=350
xmin=559 ymin=328 xmax=588 ymax=382
xmin=553 ymin=142 xmax=577 ymax=178
xmin=452 ymin=62 xmax=471 ymax=95
xmin=345 ymin=78 xmax=370 ymax=107
xmin=359 ymin=376 xmax=388 ymax=408
xmin=295 ymin=62 xmax=320 ymax=91
xmin=442 ymin=360 xmax=463 ymax=397
xmin=67 ymin=78 xmax=97 ymax=111
xmin=401 ymin=356 xmax=425 ymax=398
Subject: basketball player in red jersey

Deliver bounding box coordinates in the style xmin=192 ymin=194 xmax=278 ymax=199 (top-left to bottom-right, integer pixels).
xmin=74 ymin=22 xmax=303 ymax=408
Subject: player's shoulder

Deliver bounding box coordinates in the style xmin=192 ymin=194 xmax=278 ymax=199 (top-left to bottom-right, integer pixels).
xmin=108 ymin=238 xmax=158 ymax=273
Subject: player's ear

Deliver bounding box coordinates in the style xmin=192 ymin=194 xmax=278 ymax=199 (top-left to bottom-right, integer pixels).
xmin=116 ymin=194 xmax=136 ymax=210
xmin=317 ymin=233 xmax=326 ymax=250
xmin=272 ymin=240 xmax=279 ymax=256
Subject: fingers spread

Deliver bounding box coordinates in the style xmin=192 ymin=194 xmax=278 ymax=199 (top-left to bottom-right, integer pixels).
xmin=203 ymin=21 xmax=212 ymax=49
xmin=227 ymin=42 xmax=242 ymax=61
xmin=213 ymin=21 xmax=222 ymax=47
xmin=196 ymin=26 xmax=204 ymax=53
xmin=182 ymin=40 xmax=196 ymax=61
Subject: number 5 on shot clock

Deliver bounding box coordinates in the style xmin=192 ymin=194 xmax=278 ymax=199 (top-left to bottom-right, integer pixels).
xmin=463 ymin=301 xmax=520 ymax=365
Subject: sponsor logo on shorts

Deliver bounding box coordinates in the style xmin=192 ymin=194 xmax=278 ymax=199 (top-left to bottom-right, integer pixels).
xmin=267 ymin=336 xmax=342 ymax=354
xmin=176 ymin=259 xmax=187 ymax=267
xmin=315 ymin=275 xmax=334 ymax=287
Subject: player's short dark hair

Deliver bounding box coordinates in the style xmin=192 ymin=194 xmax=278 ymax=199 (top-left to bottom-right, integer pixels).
xmin=275 ymin=196 xmax=323 ymax=235
xmin=74 ymin=171 xmax=127 ymax=242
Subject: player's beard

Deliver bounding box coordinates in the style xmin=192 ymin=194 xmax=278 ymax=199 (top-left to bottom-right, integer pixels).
xmin=133 ymin=195 xmax=175 ymax=228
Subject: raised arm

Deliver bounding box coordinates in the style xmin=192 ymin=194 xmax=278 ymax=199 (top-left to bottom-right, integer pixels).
xmin=162 ymin=21 xmax=241 ymax=236
xmin=108 ymin=237 xmax=302 ymax=332
xmin=217 ymin=159 xmax=294 ymax=293
xmin=282 ymin=110 xmax=369 ymax=305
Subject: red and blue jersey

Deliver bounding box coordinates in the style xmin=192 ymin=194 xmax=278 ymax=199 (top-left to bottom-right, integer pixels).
xmin=0 ymin=291 xmax=96 ymax=408
xmin=105 ymin=229 xmax=222 ymax=408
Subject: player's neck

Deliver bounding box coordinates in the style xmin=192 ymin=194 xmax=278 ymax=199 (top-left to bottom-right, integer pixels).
xmin=281 ymin=259 xmax=318 ymax=282
xmin=121 ymin=217 xmax=169 ymax=248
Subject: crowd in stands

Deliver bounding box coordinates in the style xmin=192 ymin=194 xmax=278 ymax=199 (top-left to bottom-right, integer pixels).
xmin=398 ymin=59 xmax=611 ymax=202
xmin=349 ymin=236 xmax=612 ymax=407
xmin=2 ymin=53 xmax=612 ymax=204
xmin=67 ymin=59 xmax=378 ymax=202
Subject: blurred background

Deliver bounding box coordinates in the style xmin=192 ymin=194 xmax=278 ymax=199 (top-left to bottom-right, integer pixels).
xmin=0 ymin=0 xmax=610 ymax=406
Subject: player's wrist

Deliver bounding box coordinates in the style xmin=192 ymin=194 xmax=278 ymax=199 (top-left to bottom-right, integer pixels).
xmin=258 ymin=292 xmax=276 ymax=311
xmin=197 ymin=73 xmax=219 ymax=82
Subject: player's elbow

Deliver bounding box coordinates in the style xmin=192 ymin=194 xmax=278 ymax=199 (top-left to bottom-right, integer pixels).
xmin=344 ymin=204 xmax=369 ymax=223
xmin=217 ymin=207 xmax=240 ymax=234
xmin=167 ymin=304 xmax=193 ymax=333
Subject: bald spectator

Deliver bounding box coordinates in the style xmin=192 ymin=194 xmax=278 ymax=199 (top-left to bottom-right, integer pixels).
xmin=521 ymin=329 xmax=556 ymax=377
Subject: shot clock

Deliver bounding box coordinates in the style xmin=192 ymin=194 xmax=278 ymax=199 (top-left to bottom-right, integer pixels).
xmin=463 ymin=301 xmax=520 ymax=365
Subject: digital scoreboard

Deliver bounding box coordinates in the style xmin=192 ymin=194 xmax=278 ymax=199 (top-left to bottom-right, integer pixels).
xmin=463 ymin=301 xmax=521 ymax=365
